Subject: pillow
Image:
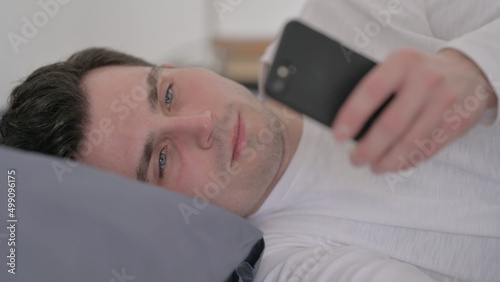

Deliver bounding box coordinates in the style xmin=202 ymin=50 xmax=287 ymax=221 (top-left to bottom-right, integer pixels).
xmin=0 ymin=146 xmax=263 ymax=281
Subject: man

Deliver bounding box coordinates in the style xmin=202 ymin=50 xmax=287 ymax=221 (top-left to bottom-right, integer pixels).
xmin=1 ymin=0 xmax=499 ymax=281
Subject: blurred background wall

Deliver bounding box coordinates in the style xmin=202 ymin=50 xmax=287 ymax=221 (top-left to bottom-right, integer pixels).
xmin=0 ymin=0 xmax=307 ymax=108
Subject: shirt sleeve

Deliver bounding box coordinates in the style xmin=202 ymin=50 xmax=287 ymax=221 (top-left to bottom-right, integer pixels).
xmin=438 ymin=19 xmax=500 ymax=126
xmin=259 ymin=1 xmax=500 ymax=127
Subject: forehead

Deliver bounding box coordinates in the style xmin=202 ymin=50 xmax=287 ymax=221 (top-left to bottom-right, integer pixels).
xmin=78 ymin=65 xmax=153 ymax=179
xmin=83 ymin=65 xmax=151 ymax=95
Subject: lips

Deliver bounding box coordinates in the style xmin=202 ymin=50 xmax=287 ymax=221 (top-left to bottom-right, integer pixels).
xmin=231 ymin=114 xmax=246 ymax=165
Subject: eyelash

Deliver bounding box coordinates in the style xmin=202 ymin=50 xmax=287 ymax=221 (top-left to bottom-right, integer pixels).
xmin=165 ymin=85 xmax=174 ymax=110
xmin=159 ymin=145 xmax=167 ymax=178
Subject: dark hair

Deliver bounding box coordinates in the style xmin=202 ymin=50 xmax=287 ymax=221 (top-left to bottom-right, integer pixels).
xmin=0 ymin=47 xmax=153 ymax=159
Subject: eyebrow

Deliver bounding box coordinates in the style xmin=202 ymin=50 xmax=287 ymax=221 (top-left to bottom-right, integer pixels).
xmin=136 ymin=133 xmax=155 ymax=182
xmin=146 ymin=65 xmax=161 ymax=112
xmin=136 ymin=66 xmax=161 ymax=182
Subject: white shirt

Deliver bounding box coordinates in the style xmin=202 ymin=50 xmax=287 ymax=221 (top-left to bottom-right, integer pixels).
xmin=251 ymin=1 xmax=500 ymax=281
xmin=249 ymin=116 xmax=500 ymax=282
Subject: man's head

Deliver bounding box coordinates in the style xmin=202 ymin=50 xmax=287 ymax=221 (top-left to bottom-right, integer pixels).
xmin=0 ymin=48 xmax=285 ymax=216
xmin=0 ymin=48 xmax=153 ymax=158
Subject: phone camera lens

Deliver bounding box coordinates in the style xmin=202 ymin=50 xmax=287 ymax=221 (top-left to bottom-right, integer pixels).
xmin=277 ymin=66 xmax=289 ymax=78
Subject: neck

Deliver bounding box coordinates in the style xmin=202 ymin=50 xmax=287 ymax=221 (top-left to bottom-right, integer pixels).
xmin=245 ymin=98 xmax=303 ymax=217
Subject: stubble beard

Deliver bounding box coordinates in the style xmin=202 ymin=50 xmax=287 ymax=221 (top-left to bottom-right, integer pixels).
xmin=210 ymin=102 xmax=284 ymax=214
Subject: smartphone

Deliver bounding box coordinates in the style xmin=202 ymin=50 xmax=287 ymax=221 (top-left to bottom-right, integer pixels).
xmin=265 ymin=20 xmax=393 ymax=141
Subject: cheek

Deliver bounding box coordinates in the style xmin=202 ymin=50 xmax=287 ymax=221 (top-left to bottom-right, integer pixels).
xmin=185 ymin=71 xmax=240 ymax=104
xmin=170 ymin=150 xmax=214 ymax=198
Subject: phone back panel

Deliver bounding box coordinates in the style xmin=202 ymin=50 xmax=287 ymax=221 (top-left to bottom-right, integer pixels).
xmin=265 ymin=21 xmax=388 ymax=140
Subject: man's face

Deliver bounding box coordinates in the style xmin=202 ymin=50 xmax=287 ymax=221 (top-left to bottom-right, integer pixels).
xmin=78 ymin=65 xmax=284 ymax=216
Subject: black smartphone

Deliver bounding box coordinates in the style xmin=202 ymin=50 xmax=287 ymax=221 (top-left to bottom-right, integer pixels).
xmin=265 ymin=20 xmax=393 ymax=141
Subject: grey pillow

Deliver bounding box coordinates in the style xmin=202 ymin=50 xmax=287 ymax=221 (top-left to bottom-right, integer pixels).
xmin=0 ymin=146 xmax=263 ymax=282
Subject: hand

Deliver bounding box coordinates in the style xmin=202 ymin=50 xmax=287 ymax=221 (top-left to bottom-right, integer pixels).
xmin=332 ymin=48 xmax=498 ymax=174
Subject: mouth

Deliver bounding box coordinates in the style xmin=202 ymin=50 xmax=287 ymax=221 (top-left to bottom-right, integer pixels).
xmin=231 ymin=114 xmax=246 ymax=166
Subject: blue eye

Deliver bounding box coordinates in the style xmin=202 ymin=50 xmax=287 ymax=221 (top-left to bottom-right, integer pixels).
xmin=159 ymin=147 xmax=167 ymax=178
xmin=165 ymin=87 xmax=173 ymax=108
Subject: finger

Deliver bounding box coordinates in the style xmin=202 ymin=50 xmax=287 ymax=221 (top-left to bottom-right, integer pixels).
xmin=161 ymin=62 xmax=176 ymax=68
xmin=372 ymin=87 xmax=458 ymax=173
xmin=333 ymin=49 xmax=422 ymax=141
xmin=349 ymin=65 xmax=442 ymax=166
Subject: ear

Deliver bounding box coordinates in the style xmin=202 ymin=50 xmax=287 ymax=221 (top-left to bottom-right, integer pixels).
xmin=161 ymin=63 xmax=175 ymax=68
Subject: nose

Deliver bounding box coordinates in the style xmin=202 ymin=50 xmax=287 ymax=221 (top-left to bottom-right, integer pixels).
xmin=163 ymin=111 xmax=215 ymax=149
